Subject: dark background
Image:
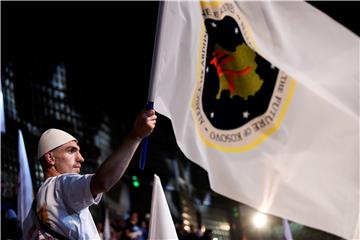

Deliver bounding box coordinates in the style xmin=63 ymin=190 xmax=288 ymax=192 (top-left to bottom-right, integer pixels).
xmin=2 ymin=1 xmax=358 ymax=135
xmin=3 ymin=1 xmax=159 ymax=135
xmin=3 ymin=1 xmax=359 ymax=117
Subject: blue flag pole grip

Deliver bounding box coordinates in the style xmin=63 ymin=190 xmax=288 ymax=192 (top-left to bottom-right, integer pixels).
xmin=140 ymin=101 xmax=154 ymax=170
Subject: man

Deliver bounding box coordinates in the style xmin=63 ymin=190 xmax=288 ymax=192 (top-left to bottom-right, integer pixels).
xmin=23 ymin=109 xmax=156 ymax=240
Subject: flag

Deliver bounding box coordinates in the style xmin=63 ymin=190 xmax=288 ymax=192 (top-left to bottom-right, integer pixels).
xmin=103 ymin=208 xmax=111 ymax=240
xmin=283 ymin=219 xmax=293 ymax=240
xmin=17 ymin=130 xmax=34 ymax=230
xmin=0 ymin=80 xmax=5 ymax=133
xmin=152 ymin=1 xmax=359 ymax=239
xmin=148 ymin=174 xmax=178 ymax=240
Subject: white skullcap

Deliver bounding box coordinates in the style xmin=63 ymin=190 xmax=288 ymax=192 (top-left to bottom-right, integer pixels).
xmin=37 ymin=128 xmax=77 ymax=159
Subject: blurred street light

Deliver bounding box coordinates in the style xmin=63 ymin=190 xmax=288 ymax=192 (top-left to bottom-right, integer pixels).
xmin=252 ymin=212 xmax=268 ymax=229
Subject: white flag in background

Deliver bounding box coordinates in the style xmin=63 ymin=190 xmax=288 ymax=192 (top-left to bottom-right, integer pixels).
xmin=148 ymin=174 xmax=178 ymax=240
xmin=17 ymin=130 xmax=34 ymax=230
xmin=0 ymin=80 xmax=5 ymax=133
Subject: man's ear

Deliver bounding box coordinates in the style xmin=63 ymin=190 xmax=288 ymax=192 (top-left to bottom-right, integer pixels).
xmin=44 ymin=152 xmax=55 ymax=166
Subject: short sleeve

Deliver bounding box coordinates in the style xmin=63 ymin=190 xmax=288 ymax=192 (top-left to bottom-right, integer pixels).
xmin=55 ymin=173 xmax=102 ymax=212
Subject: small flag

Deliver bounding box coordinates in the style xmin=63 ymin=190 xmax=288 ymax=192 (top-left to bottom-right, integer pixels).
xmin=0 ymin=80 xmax=5 ymax=133
xmin=148 ymin=174 xmax=178 ymax=240
xmin=17 ymin=130 xmax=33 ymax=230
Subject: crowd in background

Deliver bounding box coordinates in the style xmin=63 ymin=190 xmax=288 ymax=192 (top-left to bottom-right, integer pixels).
xmin=96 ymin=212 xmax=148 ymax=240
xmin=95 ymin=211 xmax=213 ymax=240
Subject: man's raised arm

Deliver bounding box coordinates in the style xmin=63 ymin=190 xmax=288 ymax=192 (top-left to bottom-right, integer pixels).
xmin=90 ymin=109 xmax=156 ymax=196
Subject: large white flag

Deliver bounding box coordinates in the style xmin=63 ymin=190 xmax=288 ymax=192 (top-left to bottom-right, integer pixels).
xmin=153 ymin=1 xmax=359 ymax=239
xmin=17 ymin=130 xmax=34 ymax=230
xmin=148 ymin=174 xmax=178 ymax=240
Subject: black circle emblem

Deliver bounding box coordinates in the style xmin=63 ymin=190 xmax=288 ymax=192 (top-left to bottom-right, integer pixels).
xmin=202 ymin=16 xmax=279 ymax=130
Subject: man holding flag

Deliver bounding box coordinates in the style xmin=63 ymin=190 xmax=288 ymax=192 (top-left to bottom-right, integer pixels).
xmin=23 ymin=109 xmax=156 ymax=239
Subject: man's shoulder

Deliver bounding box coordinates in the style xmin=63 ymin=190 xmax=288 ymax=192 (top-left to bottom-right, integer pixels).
xmin=58 ymin=173 xmax=82 ymax=179
xmin=40 ymin=174 xmax=89 ymax=190
xmin=56 ymin=173 xmax=94 ymax=181
xmin=37 ymin=173 xmax=97 ymax=207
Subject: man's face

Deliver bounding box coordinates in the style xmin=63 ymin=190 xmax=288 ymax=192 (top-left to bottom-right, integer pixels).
xmin=50 ymin=141 xmax=84 ymax=174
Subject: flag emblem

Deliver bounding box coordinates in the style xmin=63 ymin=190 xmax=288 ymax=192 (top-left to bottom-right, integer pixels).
xmin=192 ymin=3 xmax=296 ymax=152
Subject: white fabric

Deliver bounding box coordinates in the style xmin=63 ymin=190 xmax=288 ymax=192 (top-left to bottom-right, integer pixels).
xmin=0 ymin=80 xmax=5 ymax=133
xmin=17 ymin=130 xmax=34 ymax=230
xmin=148 ymin=175 xmax=178 ymax=240
xmin=23 ymin=173 xmax=102 ymax=240
xmin=37 ymin=128 xmax=77 ymax=159
xmin=153 ymin=1 xmax=359 ymax=239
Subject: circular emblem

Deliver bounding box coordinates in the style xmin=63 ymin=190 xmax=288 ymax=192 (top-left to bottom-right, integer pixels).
xmin=192 ymin=3 xmax=296 ymax=152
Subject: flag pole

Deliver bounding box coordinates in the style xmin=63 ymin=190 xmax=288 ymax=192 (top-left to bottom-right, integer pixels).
xmin=140 ymin=1 xmax=165 ymax=170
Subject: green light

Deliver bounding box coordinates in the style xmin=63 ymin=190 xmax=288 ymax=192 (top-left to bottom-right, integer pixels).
xmin=133 ymin=181 xmax=140 ymax=188
xmin=132 ymin=175 xmax=140 ymax=188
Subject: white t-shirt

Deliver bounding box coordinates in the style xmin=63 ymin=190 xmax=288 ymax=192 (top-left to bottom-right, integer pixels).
xmin=23 ymin=173 xmax=103 ymax=240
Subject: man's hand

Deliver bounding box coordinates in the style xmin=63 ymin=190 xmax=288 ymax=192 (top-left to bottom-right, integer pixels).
xmin=91 ymin=109 xmax=157 ymax=196
xmin=129 ymin=109 xmax=157 ymax=140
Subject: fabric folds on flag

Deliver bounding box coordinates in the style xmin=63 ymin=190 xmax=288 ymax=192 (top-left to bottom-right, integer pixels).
xmin=148 ymin=174 xmax=178 ymax=240
xmin=153 ymin=1 xmax=359 ymax=239
xmin=17 ymin=130 xmax=34 ymax=230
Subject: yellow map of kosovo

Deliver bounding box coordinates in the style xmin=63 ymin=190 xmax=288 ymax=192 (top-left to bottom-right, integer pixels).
xmin=210 ymin=43 xmax=264 ymax=100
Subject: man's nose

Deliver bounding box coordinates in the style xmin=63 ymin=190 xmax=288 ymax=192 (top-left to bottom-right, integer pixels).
xmin=77 ymin=152 xmax=85 ymax=162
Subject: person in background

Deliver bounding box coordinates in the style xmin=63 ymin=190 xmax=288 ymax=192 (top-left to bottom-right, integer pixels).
xmin=122 ymin=212 xmax=143 ymax=240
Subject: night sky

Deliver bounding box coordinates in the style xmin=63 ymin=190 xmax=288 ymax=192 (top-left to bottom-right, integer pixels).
xmin=2 ymin=1 xmax=358 ymax=130
xmin=2 ymin=1 xmax=159 ymax=137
